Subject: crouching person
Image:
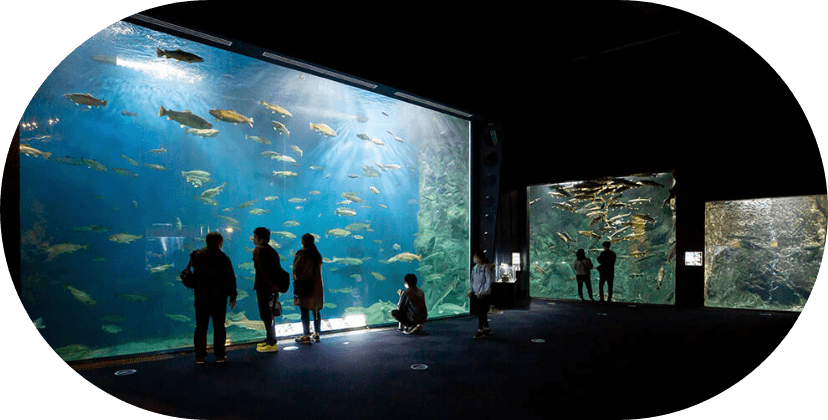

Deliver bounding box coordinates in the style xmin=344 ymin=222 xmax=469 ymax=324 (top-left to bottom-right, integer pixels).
xmin=391 ymin=274 xmax=427 ymax=334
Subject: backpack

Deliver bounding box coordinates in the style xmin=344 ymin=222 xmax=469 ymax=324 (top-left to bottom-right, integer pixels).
xmin=180 ymin=251 xmax=198 ymax=289
xmin=273 ymin=262 xmax=290 ymax=294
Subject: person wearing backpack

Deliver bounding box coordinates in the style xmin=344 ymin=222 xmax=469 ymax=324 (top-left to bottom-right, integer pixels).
xmin=252 ymin=227 xmax=283 ymax=353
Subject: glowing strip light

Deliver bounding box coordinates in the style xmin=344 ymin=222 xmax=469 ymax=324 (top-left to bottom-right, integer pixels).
xmin=262 ymin=52 xmax=378 ymax=90
xmin=130 ymin=14 xmax=233 ymax=47
xmin=393 ymin=91 xmax=473 ymax=118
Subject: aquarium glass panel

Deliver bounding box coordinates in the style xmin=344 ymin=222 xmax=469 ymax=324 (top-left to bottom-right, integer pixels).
xmin=528 ymin=172 xmax=676 ymax=304
xmin=17 ymin=21 xmax=470 ymax=362
xmin=704 ymin=195 xmax=826 ymax=311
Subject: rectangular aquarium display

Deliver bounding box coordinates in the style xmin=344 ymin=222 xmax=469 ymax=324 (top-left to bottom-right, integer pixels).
xmin=17 ymin=21 xmax=470 ymax=361
xmin=528 ymin=172 xmax=676 ymax=304
xmin=704 ymin=195 xmax=826 ymax=311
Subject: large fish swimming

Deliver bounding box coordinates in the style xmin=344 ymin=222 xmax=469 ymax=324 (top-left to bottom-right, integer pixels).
xmin=209 ymin=109 xmax=253 ymax=126
xmin=109 ymin=233 xmax=143 ymax=244
xmin=261 ymin=100 xmax=293 ymax=117
xmin=271 ymin=120 xmax=290 ymax=137
xmin=64 ymin=93 xmax=106 ymax=108
xmin=310 ymin=122 xmax=337 ymax=137
xmin=156 ymin=47 xmax=203 ymax=63
xmin=64 ymin=284 xmax=97 ymax=306
xmin=20 ymin=144 xmax=51 ymax=159
xmin=159 ymin=106 xmax=212 ymax=130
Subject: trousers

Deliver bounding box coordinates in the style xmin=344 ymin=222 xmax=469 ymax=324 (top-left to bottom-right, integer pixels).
xmin=576 ymin=275 xmax=594 ymax=301
xmin=470 ymin=294 xmax=490 ymax=330
xmin=599 ymin=272 xmax=614 ymax=302
xmin=300 ymin=307 xmax=321 ymax=336
xmin=194 ymin=294 xmax=227 ymax=359
xmin=257 ymin=290 xmax=277 ymax=345
xmin=391 ymin=309 xmax=416 ymax=328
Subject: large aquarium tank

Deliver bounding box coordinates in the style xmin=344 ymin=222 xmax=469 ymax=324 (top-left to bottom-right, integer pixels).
xmin=704 ymin=195 xmax=826 ymax=311
xmin=528 ymin=172 xmax=676 ymax=304
xmin=15 ymin=20 xmax=470 ymax=362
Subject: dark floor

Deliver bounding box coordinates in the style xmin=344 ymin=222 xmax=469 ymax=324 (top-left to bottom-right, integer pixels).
xmin=72 ymin=298 xmax=798 ymax=419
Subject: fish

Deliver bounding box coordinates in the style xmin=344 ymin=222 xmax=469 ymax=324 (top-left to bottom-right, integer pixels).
xmin=332 ymin=257 xmax=363 ymax=265
xmin=119 ymin=110 xmax=137 ymax=117
xmin=309 ymin=190 xmax=321 ymax=195
xmin=388 ymin=252 xmax=421 ymax=263
xmin=655 ymin=267 xmax=665 ymax=289
xmin=370 ymin=138 xmax=385 ymax=146
xmin=176 ymin=217 xmax=183 ymax=231
xmin=271 ymin=120 xmax=290 ymax=136
xmin=201 ymin=182 xmax=227 ymax=198
xmin=633 ymin=214 xmax=656 ymax=223
xmin=19 ymin=144 xmax=51 ymax=159
xmin=245 ymin=135 xmax=271 ymax=145
xmin=150 ymin=146 xmax=167 ymax=154
xmin=112 ymin=168 xmax=139 ymax=178
xmin=91 ymin=54 xmax=118 ymax=65
xmin=394 ymin=136 xmax=405 ymax=143
xmin=109 ymin=233 xmax=143 ymax=244
xmin=156 ymin=47 xmax=203 ymax=63
xmin=264 ymin=196 xmax=279 ymax=201
xmin=224 ymin=313 xmax=266 ymax=331
xmin=310 ymin=122 xmax=337 ymax=137
xmin=164 ymin=313 xmax=192 ymax=322
xmin=326 ymin=228 xmax=351 ymax=238
xmin=348 ymin=175 xmax=360 ymax=179
xmin=578 ymin=230 xmax=603 ymax=240
xmin=309 ymin=166 xmax=324 ymax=171
xmin=369 ymin=186 xmax=380 ymax=194
xmin=64 ymin=284 xmax=97 ymax=306
xmin=115 ymin=292 xmax=148 ymax=302
xmin=82 ymin=158 xmax=108 ymax=172
xmin=370 ymin=271 xmax=386 ymax=281
xmin=101 ymin=324 xmax=123 ymax=334
xmin=181 ymin=170 xmax=212 ymax=187
xmin=46 ymin=243 xmax=88 ymax=260
xmin=272 ymin=154 xmax=296 ymax=163
xmin=209 ymin=109 xmax=253 ymax=126
xmin=64 ymin=93 xmax=106 ymax=108
xmin=628 ymin=198 xmax=652 ymax=204
xmin=529 ymin=197 xmax=542 ymax=206
xmin=556 ymin=232 xmax=571 ymax=244
xmin=335 ymin=208 xmax=357 ymax=217
xmin=219 ymin=215 xmax=240 ymax=226
xmin=273 ymin=171 xmax=298 ymax=177
xmin=238 ymin=199 xmax=258 ymax=208
xmin=392 ymin=243 xmax=401 ymax=250
xmin=143 ymin=163 xmax=168 ymax=171
xmin=352 ymin=235 xmax=364 ymax=240
xmin=52 ymin=156 xmax=85 ymax=166
xmin=357 ymin=133 xmax=371 ymax=141
xmin=379 ymin=163 xmax=402 ymax=171
xmin=236 ymin=289 xmax=249 ymax=301
xmin=344 ymin=222 xmax=370 ymax=231
xmin=185 ymin=127 xmax=220 ymax=138
xmin=323 ymin=303 xmax=338 ymax=309
xmin=328 ymin=287 xmax=355 ymax=294
xmin=249 ymin=208 xmax=270 ymax=215
xmin=283 ymin=220 xmax=301 ymax=227
xmin=272 ymin=231 xmax=297 ymax=239
xmin=260 ymin=100 xmax=293 ymax=117
xmin=150 ymin=264 xmax=174 ymax=273
xmin=342 ymin=194 xmax=362 ymax=203
xmin=289 ymin=145 xmax=303 ymax=157
xmin=288 ymin=197 xmax=307 ymax=203
xmin=73 ymin=224 xmax=110 ymax=233
xmin=159 ymin=106 xmax=212 ymax=129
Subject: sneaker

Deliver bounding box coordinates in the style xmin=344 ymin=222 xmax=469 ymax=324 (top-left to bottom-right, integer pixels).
xmin=405 ymin=324 xmax=422 ymax=335
xmin=195 ymin=357 xmax=206 ymax=365
xmin=312 ymin=333 xmax=320 ymax=342
xmin=295 ymin=335 xmax=311 ymax=344
xmin=215 ymin=356 xmax=227 ymax=364
xmin=482 ymin=327 xmax=493 ymax=336
xmin=473 ymin=330 xmax=486 ymax=339
xmin=256 ymin=343 xmax=278 ymax=353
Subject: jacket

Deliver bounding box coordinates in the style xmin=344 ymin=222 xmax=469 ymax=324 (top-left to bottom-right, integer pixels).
xmin=470 ymin=263 xmax=494 ymax=296
xmin=253 ymin=244 xmax=281 ymax=293
xmin=573 ymin=258 xmax=593 ymax=276
xmin=192 ymin=246 xmax=237 ymax=299
xmin=292 ymin=249 xmax=324 ymax=310
xmin=397 ymin=287 xmax=428 ymax=324
xmin=597 ymin=250 xmax=617 ymax=274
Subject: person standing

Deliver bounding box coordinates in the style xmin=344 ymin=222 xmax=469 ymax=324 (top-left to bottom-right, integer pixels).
xmin=469 ymin=250 xmax=494 ymax=339
xmin=293 ymin=233 xmax=324 ymax=344
xmin=252 ymin=227 xmax=281 ymax=353
xmin=188 ymin=232 xmax=237 ymax=364
xmin=597 ymin=241 xmax=617 ymax=303
xmin=573 ymin=249 xmax=595 ymax=302
xmin=391 ymin=274 xmax=428 ymax=334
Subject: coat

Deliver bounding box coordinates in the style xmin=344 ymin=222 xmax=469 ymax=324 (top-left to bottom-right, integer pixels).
xmin=292 ymin=249 xmax=324 ymax=310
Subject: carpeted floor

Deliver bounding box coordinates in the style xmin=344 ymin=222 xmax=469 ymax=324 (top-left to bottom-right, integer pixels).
xmin=73 ymin=298 xmax=798 ymax=419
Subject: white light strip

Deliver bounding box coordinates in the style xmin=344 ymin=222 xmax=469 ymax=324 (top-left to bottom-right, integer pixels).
xmin=131 ymin=14 xmax=233 ymax=47
xmin=393 ymin=91 xmax=473 ymax=118
xmin=262 ymin=52 xmax=378 ymax=90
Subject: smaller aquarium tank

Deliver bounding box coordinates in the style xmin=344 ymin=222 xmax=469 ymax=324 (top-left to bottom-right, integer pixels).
xmin=528 ymin=172 xmax=676 ymax=304
xmin=15 ymin=19 xmax=471 ymax=362
xmin=704 ymin=195 xmax=827 ymax=311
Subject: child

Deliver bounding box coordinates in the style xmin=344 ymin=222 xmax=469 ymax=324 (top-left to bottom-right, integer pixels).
xmin=391 ymin=274 xmax=427 ymax=334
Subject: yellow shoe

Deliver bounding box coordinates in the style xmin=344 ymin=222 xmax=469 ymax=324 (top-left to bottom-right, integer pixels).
xmin=256 ymin=343 xmax=278 ymax=353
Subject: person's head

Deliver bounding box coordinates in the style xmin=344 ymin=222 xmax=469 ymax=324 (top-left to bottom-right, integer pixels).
xmin=301 ymin=233 xmax=315 ymax=248
xmin=404 ymin=274 xmax=417 ymax=289
xmin=473 ymin=249 xmax=489 ymax=265
xmin=576 ymin=249 xmax=586 ymax=260
xmin=253 ymin=227 xmax=270 ymax=245
xmin=206 ymin=231 xmax=223 ymax=249
xmin=602 ymin=241 xmax=611 ymax=250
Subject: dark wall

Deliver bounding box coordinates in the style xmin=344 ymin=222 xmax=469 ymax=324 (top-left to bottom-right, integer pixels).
xmin=495 ymin=24 xmax=825 ymax=307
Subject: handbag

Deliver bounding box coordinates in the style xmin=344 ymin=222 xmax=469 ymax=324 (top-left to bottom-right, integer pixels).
xmin=180 ymin=252 xmax=197 ymax=289
xmin=269 ymin=293 xmax=282 ymax=317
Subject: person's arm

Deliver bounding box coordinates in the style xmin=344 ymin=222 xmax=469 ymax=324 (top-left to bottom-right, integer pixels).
xmin=480 ymin=264 xmax=493 ymax=295
xmin=227 ymin=256 xmax=238 ymax=309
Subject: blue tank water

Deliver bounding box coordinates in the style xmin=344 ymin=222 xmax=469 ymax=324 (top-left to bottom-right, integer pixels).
xmin=17 ymin=21 xmax=471 ymax=361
